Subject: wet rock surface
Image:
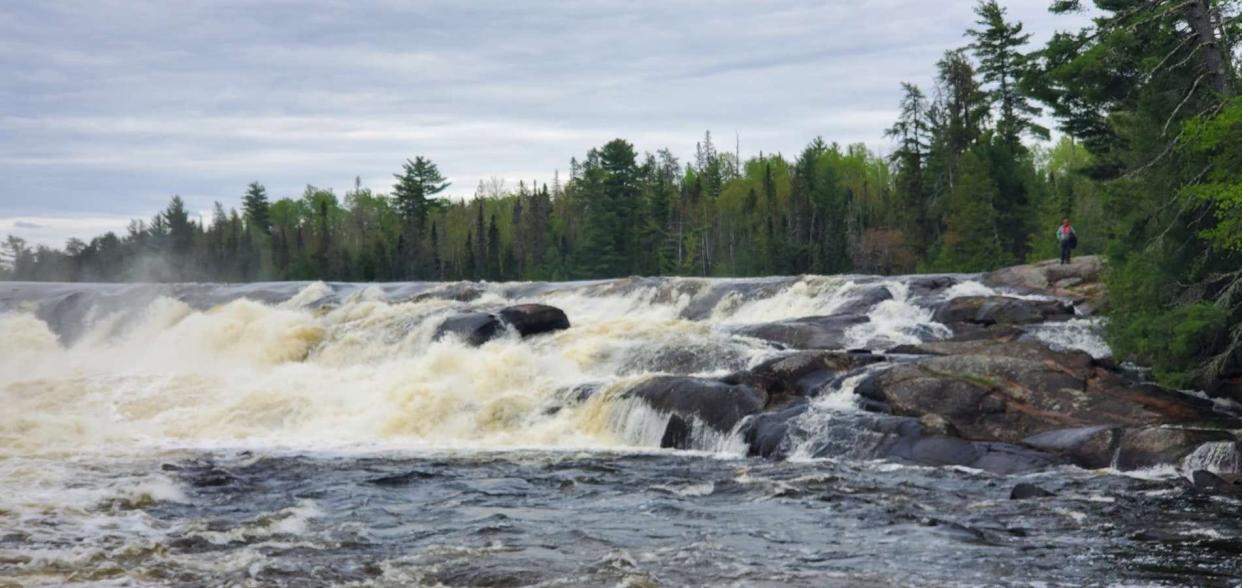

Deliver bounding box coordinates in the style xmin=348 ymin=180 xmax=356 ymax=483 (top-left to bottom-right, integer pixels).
xmin=497 ymin=303 xmax=571 ymax=337
xmin=435 ymin=303 xmax=570 ymax=346
xmin=933 ymin=295 xmax=1075 ymax=326
xmin=984 ymin=255 xmax=1106 ymax=306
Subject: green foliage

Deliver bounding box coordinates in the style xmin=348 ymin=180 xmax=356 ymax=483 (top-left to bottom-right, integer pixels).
xmin=1108 ymin=255 xmax=1227 ymax=387
xmin=1181 ymin=98 xmax=1242 ymax=252
xmin=933 ymin=149 xmax=1012 ymax=272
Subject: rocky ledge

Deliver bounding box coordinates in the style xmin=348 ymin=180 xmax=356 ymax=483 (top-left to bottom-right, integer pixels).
xmin=599 ymin=256 xmax=1242 ymax=486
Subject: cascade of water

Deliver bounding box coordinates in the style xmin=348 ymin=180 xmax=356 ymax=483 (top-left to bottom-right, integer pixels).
xmin=0 ymin=272 xmax=1111 ymax=457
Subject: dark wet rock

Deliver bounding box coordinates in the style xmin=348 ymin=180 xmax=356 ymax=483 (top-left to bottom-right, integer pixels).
xmin=1191 ymin=469 xmax=1226 ymax=490
xmin=1010 ymin=483 xmax=1056 ymax=500
xmin=1132 ymin=529 xmax=1187 ymax=542
xmin=724 ymin=350 xmax=886 ymax=408
xmin=1023 ymin=426 xmax=1119 ymax=470
xmin=1188 ymin=470 xmax=1242 ymax=494
xmin=435 ymin=304 xmax=570 ymax=346
xmin=623 ymin=376 xmax=766 ymax=436
xmin=861 ymin=352 xmax=1223 ymax=446
xmin=1113 ymin=426 xmax=1236 ymax=471
xmin=497 ymin=303 xmax=570 ymax=337
xmin=780 ymin=411 xmax=1059 ymax=473
xmin=563 ymin=383 xmax=600 ymax=404
xmin=435 ymin=312 xmax=505 ymax=346
xmin=734 ymin=314 xmax=869 ymax=350
xmin=186 ymin=467 xmax=237 ymax=488
xmin=899 ymin=437 xmax=1059 ymax=474
xmin=933 ymin=296 xmax=1074 ymax=327
xmin=889 ymin=340 xmax=1096 ymax=380
xmin=738 ymin=401 xmax=810 ymax=458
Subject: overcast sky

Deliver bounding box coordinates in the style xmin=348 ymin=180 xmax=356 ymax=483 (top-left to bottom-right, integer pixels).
xmin=1 ymin=0 xmax=1091 ymax=247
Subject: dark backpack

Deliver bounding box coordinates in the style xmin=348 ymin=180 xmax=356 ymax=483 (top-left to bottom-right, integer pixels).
xmin=1066 ymin=232 xmax=1078 ymax=249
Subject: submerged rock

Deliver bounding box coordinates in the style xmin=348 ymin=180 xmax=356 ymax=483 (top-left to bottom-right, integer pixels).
xmin=435 ymin=312 xmax=505 ymax=346
xmin=1010 ymin=483 xmax=1056 ymax=500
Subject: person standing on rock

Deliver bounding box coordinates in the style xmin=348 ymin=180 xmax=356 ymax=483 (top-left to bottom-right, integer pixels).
xmin=1056 ymin=218 xmax=1077 ymax=264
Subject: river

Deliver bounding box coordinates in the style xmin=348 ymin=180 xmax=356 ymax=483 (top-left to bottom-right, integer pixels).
xmin=0 ymin=276 xmax=1238 ymax=586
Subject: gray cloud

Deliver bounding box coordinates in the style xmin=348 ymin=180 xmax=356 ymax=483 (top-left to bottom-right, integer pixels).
xmin=0 ymin=0 xmax=1091 ymax=246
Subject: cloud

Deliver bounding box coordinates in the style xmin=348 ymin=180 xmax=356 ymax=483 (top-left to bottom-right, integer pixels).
xmin=0 ymin=216 xmax=135 ymax=248
xmin=0 ymin=0 xmax=1093 ymax=245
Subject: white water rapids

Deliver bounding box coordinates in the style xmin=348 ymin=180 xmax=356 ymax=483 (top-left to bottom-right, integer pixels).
xmin=0 ymin=275 xmax=1032 ymax=458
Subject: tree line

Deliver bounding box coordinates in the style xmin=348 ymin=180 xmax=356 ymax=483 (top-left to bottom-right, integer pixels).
xmin=2 ymin=0 xmax=1240 ymax=393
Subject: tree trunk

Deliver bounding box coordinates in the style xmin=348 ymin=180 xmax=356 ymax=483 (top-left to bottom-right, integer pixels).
xmin=1184 ymin=0 xmax=1232 ymax=96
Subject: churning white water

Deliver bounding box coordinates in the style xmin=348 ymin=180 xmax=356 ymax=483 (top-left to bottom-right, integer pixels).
xmin=0 ymin=277 xmax=943 ymax=459
xmin=0 ymin=275 xmax=1118 ymax=460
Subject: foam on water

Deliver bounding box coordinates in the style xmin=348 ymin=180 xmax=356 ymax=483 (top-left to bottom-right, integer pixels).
xmin=3 ymin=277 xmax=915 ymax=458
xmin=1025 ymin=317 xmax=1112 ymax=359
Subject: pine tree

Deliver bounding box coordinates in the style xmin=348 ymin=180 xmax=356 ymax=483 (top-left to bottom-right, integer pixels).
xmin=886 ymin=83 xmax=934 ymax=259
xmin=392 ymin=156 xmax=450 ymax=228
xmin=967 ymin=0 xmax=1047 ymax=149
xmin=242 ymin=181 xmax=271 ymax=235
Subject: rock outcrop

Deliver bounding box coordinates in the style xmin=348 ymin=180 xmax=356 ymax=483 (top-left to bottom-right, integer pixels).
xmin=932 ymin=296 xmax=1075 ymax=327
xmin=983 ymin=255 xmax=1105 ymax=307
xmin=435 ymin=303 xmax=571 ymax=346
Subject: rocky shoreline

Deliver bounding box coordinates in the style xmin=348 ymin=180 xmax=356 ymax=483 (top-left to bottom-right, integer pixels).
xmin=521 ymin=256 xmax=1241 ymax=491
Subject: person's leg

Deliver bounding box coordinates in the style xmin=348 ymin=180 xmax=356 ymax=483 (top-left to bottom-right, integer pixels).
xmin=1060 ymin=241 xmax=1070 ymax=264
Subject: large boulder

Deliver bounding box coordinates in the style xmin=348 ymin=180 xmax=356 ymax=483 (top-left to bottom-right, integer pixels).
xmin=859 ymin=352 xmax=1221 ymax=445
xmin=1113 ymin=426 xmax=1237 ymax=470
xmin=623 ymin=376 xmax=766 ymax=448
xmin=1022 ymin=425 xmax=1119 ymax=469
xmin=933 ymin=295 xmax=1075 ymax=327
xmin=435 ymin=304 xmax=570 ymax=346
xmin=1024 ymin=424 xmax=1240 ymax=471
xmin=890 ymin=340 xmax=1096 ymax=378
xmin=749 ymin=410 xmax=1059 ymax=473
xmin=983 ymin=255 xmax=1105 ymax=307
xmin=498 ymin=304 xmax=570 ymax=337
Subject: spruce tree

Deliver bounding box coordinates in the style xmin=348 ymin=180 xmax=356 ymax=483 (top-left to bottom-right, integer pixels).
xmin=967 ymin=1 xmax=1047 ymax=149
xmin=242 ymin=181 xmax=271 ymax=235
